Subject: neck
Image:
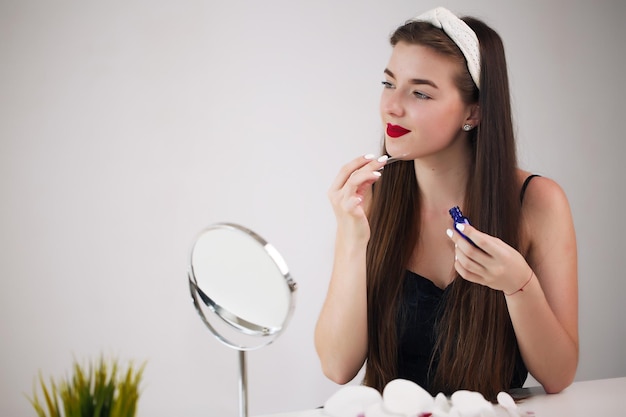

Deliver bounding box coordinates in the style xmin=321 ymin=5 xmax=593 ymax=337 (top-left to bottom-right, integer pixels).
xmin=413 ymin=151 xmax=472 ymax=212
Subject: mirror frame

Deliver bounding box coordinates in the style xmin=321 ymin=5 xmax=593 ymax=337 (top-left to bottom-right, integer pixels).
xmin=188 ymin=222 xmax=297 ymax=351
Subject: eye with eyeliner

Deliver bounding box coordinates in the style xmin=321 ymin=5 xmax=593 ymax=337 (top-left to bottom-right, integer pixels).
xmin=413 ymin=91 xmax=430 ymax=100
xmin=381 ymin=79 xmax=431 ymax=100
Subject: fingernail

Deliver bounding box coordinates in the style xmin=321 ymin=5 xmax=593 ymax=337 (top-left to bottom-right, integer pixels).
xmin=455 ymin=223 xmax=465 ymax=232
xmin=377 ymin=155 xmax=389 ymax=163
xmin=364 ymin=154 xmax=375 ymax=160
xmin=373 ymin=171 xmax=382 ymax=177
xmin=446 ymin=229 xmax=453 ymax=238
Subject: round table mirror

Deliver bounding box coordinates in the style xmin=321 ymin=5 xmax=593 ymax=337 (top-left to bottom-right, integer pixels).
xmin=188 ymin=223 xmax=297 ymax=417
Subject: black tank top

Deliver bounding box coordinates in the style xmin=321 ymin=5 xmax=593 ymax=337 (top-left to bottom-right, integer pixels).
xmin=396 ymin=270 xmax=528 ymax=391
xmin=395 ymin=174 xmax=540 ymax=392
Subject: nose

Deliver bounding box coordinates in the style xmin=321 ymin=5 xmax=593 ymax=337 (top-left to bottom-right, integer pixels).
xmin=381 ymin=89 xmax=404 ymax=118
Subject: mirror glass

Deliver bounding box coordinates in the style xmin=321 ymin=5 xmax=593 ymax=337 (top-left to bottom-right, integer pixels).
xmin=188 ymin=223 xmax=297 ymax=350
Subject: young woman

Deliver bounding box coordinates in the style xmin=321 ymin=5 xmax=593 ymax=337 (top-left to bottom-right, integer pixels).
xmin=314 ymin=7 xmax=578 ymax=401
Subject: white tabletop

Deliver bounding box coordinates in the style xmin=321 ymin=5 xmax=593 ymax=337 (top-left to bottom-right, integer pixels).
xmin=257 ymin=377 xmax=626 ymax=417
xmin=515 ymin=377 xmax=625 ymax=415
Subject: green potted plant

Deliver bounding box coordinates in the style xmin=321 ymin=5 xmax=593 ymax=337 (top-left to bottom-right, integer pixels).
xmin=27 ymin=356 xmax=145 ymax=417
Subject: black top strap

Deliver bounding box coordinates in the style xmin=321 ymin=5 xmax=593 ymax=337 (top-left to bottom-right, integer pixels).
xmin=520 ymin=174 xmax=541 ymax=204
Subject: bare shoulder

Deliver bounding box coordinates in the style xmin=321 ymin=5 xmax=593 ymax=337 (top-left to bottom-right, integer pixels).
xmin=517 ymin=170 xmax=576 ymax=266
xmin=518 ymin=172 xmax=571 ymax=218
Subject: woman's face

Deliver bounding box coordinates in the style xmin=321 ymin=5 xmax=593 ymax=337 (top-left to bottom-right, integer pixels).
xmin=380 ymin=42 xmax=475 ymax=161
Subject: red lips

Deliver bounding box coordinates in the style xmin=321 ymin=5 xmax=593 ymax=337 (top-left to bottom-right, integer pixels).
xmin=386 ymin=123 xmax=411 ymax=138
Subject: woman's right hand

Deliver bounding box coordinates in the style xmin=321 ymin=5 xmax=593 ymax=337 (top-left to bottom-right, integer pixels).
xmin=316 ymin=154 xmax=388 ymax=384
xmin=327 ymin=154 xmax=388 ymax=242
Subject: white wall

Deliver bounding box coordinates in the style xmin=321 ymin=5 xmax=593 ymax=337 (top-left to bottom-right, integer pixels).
xmin=1 ymin=1 xmax=624 ymax=416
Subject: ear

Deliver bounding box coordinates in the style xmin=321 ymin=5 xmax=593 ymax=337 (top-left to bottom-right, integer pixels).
xmin=464 ymin=104 xmax=481 ymax=128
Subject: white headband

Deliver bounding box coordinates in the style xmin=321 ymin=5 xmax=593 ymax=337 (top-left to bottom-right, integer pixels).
xmin=410 ymin=7 xmax=481 ymax=89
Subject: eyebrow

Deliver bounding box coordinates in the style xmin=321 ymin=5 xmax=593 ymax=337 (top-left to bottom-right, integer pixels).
xmin=384 ymin=68 xmax=438 ymax=89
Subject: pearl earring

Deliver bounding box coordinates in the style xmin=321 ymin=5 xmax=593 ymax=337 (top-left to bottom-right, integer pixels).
xmin=463 ymin=124 xmax=472 ymax=131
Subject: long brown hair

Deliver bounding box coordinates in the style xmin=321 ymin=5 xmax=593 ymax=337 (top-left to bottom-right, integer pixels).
xmin=363 ymin=18 xmax=521 ymax=401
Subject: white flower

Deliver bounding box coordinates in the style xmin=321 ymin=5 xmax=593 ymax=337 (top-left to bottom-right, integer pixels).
xmin=449 ymin=390 xmax=495 ymax=417
xmin=496 ymin=392 xmax=520 ymax=417
xmin=382 ymin=379 xmax=434 ymax=416
xmin=322 ymin=379 xmax=521 ymax=417
xmin=324 ymin=385 xmax=382 ymax=417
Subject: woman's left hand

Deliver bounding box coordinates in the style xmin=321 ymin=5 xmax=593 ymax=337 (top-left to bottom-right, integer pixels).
xmin=446 ymin=224 xmax=533 ymax=295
